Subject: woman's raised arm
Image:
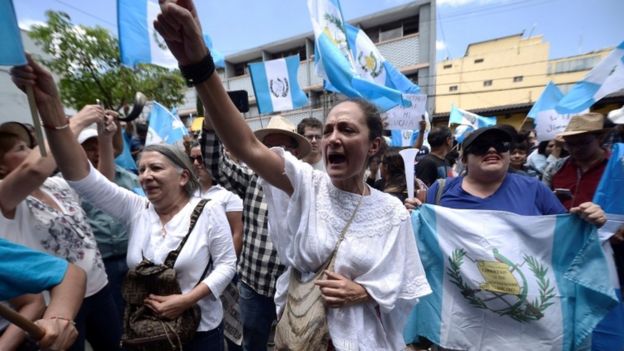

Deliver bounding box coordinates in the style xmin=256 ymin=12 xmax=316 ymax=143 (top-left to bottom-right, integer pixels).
xmin=10 ymin=55 xmax=93 ymax=182
xmin=155 ymin=0 xmax=294 ymax=195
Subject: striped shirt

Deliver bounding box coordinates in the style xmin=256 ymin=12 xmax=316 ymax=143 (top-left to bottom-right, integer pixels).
xmin=201 ymin=129 xmax=284 ymax=297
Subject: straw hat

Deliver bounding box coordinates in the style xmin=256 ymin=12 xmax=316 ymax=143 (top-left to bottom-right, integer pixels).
xmin=557 ymin=112 xmax=605 ymax=138
xmin=254 ymin=115 xmax=311 ymax=158
xmin=0 ymin=121 xmax=35 ymax=148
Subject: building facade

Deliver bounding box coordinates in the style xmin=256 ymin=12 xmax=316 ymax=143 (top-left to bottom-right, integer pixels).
xmin=434 ymin=34 xmax=617 ymax=129
xmin=178 ymin=0 xmax=436 ymax=131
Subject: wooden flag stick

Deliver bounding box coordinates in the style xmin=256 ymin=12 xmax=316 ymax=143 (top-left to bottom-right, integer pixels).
xmin=25 ymin=85 xmax=47 ymax=157
xmin=0 ymin=303 xmax=45 ymax=341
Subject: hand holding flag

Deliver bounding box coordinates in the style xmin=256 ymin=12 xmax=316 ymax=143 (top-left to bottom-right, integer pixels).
xmin=2 ymin=0 xmax=50 ymax=155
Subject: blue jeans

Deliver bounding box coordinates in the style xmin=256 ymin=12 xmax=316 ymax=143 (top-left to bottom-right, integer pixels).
xmin=103 ymin=255 xmax=128 ymax=322
xmin=238 ymin=282 xmax=276 ymax=351
xmin=69 ymin=284 xmax=122 ymax=351
xmin=184 ymin=323 xmax=224 ymax=351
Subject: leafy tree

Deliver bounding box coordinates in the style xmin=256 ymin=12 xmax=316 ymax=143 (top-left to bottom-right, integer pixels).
xmin=28 ymin=11 xmax=186 ymax=112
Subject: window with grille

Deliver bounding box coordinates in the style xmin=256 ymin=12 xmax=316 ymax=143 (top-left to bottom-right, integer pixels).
xmin=483 ymin=80 xmax=492 ymax=87
xmin=449 ymin=85 xmax=458 ymax=92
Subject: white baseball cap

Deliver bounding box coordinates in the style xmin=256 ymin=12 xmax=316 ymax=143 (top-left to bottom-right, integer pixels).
xmin=77 ymin=128 xmax=98 ymax=144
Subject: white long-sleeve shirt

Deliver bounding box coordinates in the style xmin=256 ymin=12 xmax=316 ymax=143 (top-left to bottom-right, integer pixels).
xmin=68 ymin=164 xmax=236 ymax=331
xmin=261 ymin=149 xmax=431 ymax=351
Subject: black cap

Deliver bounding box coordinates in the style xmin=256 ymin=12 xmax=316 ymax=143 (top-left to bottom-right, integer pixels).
xmin=461 ymin=126 xmax=512 ymax=151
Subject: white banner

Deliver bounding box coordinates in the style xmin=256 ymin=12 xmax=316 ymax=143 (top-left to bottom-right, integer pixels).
xmin=384 ymin=94 xmax=427 ymax=130
xmin=535 ymin=109 xmax=580 ymax=142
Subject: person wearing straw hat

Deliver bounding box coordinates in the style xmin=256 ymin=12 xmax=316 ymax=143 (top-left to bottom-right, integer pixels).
xmin=201 ymin=114 xmax=311 ymax=351
xmin=543 ymin=112 xmax=610 ymax=210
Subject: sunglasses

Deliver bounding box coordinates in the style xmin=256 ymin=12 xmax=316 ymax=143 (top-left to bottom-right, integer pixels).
xmin=189 ymin=155 xmax=203 ymax=164
xmin=466 ymin=140 xmax=510 ymax=156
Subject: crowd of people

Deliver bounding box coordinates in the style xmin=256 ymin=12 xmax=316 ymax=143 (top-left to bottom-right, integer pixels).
xmin=1 ymin=0 xmax=623 ymax=350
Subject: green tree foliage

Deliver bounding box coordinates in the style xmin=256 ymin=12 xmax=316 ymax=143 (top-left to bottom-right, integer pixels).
xmin=28 ymin=11 xmax=186 ymax=112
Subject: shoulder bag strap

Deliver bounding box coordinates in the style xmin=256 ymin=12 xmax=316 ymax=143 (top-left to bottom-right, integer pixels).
xmin=322 ymin=193 xmax=365 ymax=271
xmin=434 ymin=178 xmax=447 ymax=205
xmin=164 ymin=199 xmax=210 ymax=268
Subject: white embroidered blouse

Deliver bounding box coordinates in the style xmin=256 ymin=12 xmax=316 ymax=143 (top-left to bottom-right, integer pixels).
xmin=261 ymin=149 xmax=431 ymax=351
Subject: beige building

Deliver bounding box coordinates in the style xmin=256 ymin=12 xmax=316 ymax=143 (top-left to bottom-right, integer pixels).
xmin=434 ymin=34 xmax=617 ymax=128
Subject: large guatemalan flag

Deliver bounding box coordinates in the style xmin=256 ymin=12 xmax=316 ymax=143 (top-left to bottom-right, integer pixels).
xmin=556 ymin=41 xmax=624 ymax=114
xmin=248 ymin=55 xmax=309 ymax=114
xmin=448 ymin=106 xmax=496 ymax=143
xmin=405 ymin=205 xmax=618 ymax=351
xmin=307 ymin=0 xmax=407 ymax=111
xmin=0 ymin=0 xmax=26 ymax=66
xmin=344 ymin=23 xmax=420 ymax=95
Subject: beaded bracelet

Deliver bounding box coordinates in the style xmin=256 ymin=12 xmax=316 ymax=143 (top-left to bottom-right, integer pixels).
xmin=42 ymin=122 xmax=70 ymax=131
xmin=48 ymin=316 xmax=76 ymax=325
xmin=179 ymin=51 xmax=215 ymax=87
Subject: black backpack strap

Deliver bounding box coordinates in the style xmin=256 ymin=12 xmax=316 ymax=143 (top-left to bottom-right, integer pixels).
xmin=434 ymin=178 xmax=447 ymax=205
xmin=164 ymin=199 xmax=209 ymax=267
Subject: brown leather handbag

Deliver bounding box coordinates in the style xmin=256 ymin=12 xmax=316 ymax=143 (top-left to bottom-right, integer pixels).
xmin=274 ymin=196 xmax=363 ymax=351
xmin=121 ymin=199 xmax=210 ymax=351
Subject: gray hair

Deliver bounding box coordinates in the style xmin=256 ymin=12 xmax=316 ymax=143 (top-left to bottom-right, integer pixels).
xmin=140 ymin=144 xmax=200 ymax=197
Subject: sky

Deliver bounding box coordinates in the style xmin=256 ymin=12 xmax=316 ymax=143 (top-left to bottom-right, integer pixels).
xmin=13 ymin=0 xmax=624 ymax=61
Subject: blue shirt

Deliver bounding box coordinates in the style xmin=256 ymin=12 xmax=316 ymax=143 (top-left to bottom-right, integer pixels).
xmin=0 ymin=238 xmax=68 ymax=300
xmin=427 ymin=173 xmax=566 ymax=215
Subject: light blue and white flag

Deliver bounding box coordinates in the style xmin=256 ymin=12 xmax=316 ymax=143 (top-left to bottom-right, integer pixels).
xmin=115 ymin=130 xmax=137 ymax=172
xmin=594 ymin=143 xmax=624 ymax=215
xmin=405 ymin=205 xmax=618 ymax=351
xmin=0 ymin=0 xmax=26 ymax=66
xmin=345 ymin=23 xmax=420 ymax=95
xmin=391 ymin=129 xmax=419 ymax=147
xmin=307 ymin=0 xmax=406 ymax=111
xmin=203 ymin=34 xmax=224 ymax=69
xmin=248 ymin=55 xmax=309 ymax=114
xmin=448 ymin=106 xmax=496 ymax=142
xmin=118 ymin=0 xmax=177 ymax=68
xmin=146 ymin=101 xmax=187 ymax=145
xmin=556 ymin=41 xmax=624 ymax=114
xmin=528 ymin=82 xmax=588 ymax=142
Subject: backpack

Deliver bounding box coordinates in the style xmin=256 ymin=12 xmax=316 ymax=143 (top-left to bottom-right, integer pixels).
xmin=121 ymin=199 xmax=210 ymax=351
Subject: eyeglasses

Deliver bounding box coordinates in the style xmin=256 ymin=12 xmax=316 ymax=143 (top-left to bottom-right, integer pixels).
xmin=466 ymin=140 xmax=510 ymax=156
xmin=305 ymin=134 xmax=322 ymax=141
xmin=189 ymin=155 xmax=203 ymax=164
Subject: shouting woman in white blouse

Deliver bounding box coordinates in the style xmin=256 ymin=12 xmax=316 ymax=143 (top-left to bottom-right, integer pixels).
xmin=151 ymin=1 xmax=431 ymax=350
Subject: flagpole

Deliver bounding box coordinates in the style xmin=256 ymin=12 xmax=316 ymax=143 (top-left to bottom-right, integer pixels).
xmin=0 ymin=303 xmax=44 ymax=341
xmin=26 ymin=86 xmax=47 ymax=157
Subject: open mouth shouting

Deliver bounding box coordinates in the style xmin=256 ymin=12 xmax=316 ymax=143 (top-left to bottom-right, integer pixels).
xmin=326 ymin=151 xmax=347 ymax=167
